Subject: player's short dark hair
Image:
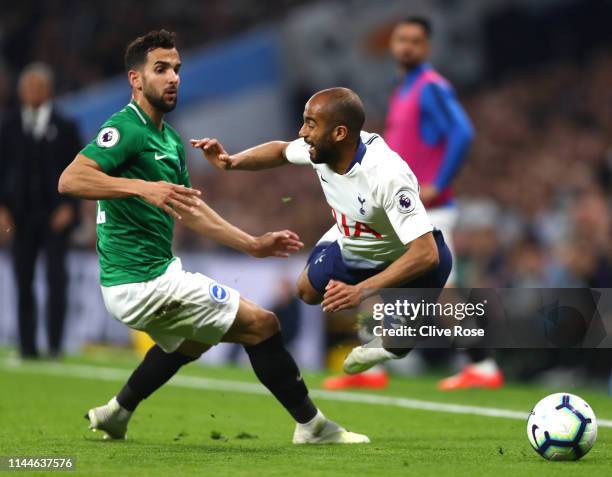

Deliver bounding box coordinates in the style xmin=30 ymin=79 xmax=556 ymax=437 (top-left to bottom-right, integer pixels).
xmin=398 ymin=16 xmax=432 ymax=37
xmin=316 ymin=87 xmax=365 ymax=140
xmin=124 ymin=30 xmax=176 ymax=71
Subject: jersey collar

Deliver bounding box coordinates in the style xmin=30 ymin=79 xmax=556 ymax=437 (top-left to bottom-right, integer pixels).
xmin=128 ymin=100 xmax=165 ymax=133
xmin=344 ymin=139 xmax=366 ymax=174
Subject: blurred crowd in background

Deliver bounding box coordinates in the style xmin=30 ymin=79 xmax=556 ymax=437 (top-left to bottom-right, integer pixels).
xmin=452 ymin=53 xmax=612 ymax=289
xmin=1 ymin=0 xmax=611 ymax=381
xmin=0 ymin=0 xmax=308 ymax=100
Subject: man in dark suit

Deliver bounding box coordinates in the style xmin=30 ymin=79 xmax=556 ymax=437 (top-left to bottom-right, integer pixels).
xmin=0 ymin=63 xmax=81 ymax=358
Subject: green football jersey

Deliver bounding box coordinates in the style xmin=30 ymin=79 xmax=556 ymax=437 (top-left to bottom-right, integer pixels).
xmin=81 ymin=101 xmax=191 ymax=286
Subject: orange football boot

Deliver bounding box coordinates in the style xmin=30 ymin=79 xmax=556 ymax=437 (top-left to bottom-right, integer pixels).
xmin=323 ymin=371 xmax=389 ymax=390
xmin=437 ymin=365 xmax=504 ymax=390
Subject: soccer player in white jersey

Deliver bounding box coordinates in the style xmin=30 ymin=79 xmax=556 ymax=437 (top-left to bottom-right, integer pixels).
xmin=191 ymin=87 xmax=452 ymax=376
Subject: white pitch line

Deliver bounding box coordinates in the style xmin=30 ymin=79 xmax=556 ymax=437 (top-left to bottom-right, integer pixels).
xmin=3 ymin=359 xmax=612 ymax=428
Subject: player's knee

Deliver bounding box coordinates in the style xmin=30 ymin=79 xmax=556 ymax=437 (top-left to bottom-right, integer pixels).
xmin=177 ymin=350 xmax=202 ymax=361
xmin=255 ymin=308 xmax=280 ymax=340
xmin=239 ymin=306 xmax=281 ymax=346
xmin=176 ymin=340 xmax=209 ymax=360
xmin=298 ymin=288 xmax=322 ymax=305
xmin=296 ymin=278 xmax=322 ymax=305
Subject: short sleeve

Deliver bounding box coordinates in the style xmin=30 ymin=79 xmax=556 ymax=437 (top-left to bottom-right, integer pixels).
xmin=80 ymin=121 xmax=143 ymax=173
xmin=284 ymin=138 xmax=312 ymax=165
xmin=375 ymin=164 xmax=433 ymax=245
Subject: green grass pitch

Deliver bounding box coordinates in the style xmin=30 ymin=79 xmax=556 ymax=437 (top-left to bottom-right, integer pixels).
xmin=1 ymin=351 xmax=610 ymax=477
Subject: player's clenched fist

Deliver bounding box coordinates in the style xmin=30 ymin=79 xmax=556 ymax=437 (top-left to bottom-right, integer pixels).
xmin=190 ymin=137 xmax=233 ymax=170
xmin=137 ymin=180 xmax=201 ymax=220
xmin=251 ymin=230 xmax=304 ymax=258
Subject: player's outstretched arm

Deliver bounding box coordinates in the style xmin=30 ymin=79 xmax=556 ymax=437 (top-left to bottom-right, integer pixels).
xmin=322 ymin=232 xmax=439 ymax=312
xmin=58 ymin=154 xmax=201 ymax=220
xmin=177 ymin=197 xmax=304 ymax=258
xmin=190 ymin=137 xmax=290 ymax=171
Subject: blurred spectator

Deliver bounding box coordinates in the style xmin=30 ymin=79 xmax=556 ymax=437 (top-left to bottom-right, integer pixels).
xmin=0 ymin=65 xmax=11 ymax=122
xmin=271 ymin=278 xmax=302 ymax=345
xmin=0 ymin=0 xmax=310 ymax=96
xmin=0 ymin=63 xmax=81 ymax=358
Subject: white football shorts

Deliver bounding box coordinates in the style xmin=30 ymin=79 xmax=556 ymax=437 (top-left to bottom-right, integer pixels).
xmin=100 ymin=258 xmax=240 ymax=352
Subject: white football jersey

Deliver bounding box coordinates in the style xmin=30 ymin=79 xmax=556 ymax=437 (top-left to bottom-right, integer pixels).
xmin=285 ymin=131 xmax=433 ymax=269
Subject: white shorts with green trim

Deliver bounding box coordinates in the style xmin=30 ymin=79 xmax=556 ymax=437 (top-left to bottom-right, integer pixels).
xmin=100 ymin=258 xmax=240 ymax=352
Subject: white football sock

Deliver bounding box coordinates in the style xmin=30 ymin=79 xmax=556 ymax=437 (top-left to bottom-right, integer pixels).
xmin=470 ymin=358 xmax=499 ymax=374
xmin=298 ymin=409 xmax=326 ymax=432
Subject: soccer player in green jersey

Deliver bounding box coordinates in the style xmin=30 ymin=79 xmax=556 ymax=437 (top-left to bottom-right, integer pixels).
xmin=58 ymin=30 xmax=368 ymax=444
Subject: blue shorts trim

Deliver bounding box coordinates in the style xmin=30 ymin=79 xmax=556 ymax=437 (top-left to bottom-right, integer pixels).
xmin=306 ymin=230 xmax=452 ymax=295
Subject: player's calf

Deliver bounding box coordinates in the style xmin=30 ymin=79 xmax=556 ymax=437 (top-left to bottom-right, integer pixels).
xmin=113 ymin=343 xmax=202 ymax=413
xmin=223 ymin=298 xmax=369 ymax=443
xmin=223 ymin=299 xmax=318 ymax=422
xmin=86 ymin=342 xmax=203 ymax=439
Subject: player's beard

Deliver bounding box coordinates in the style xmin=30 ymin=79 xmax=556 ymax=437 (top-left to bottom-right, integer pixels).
xmin=309 ymin=136 xmax=337 ymax=165
xmin=143 ymin=84 xmax=177 ymax=113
